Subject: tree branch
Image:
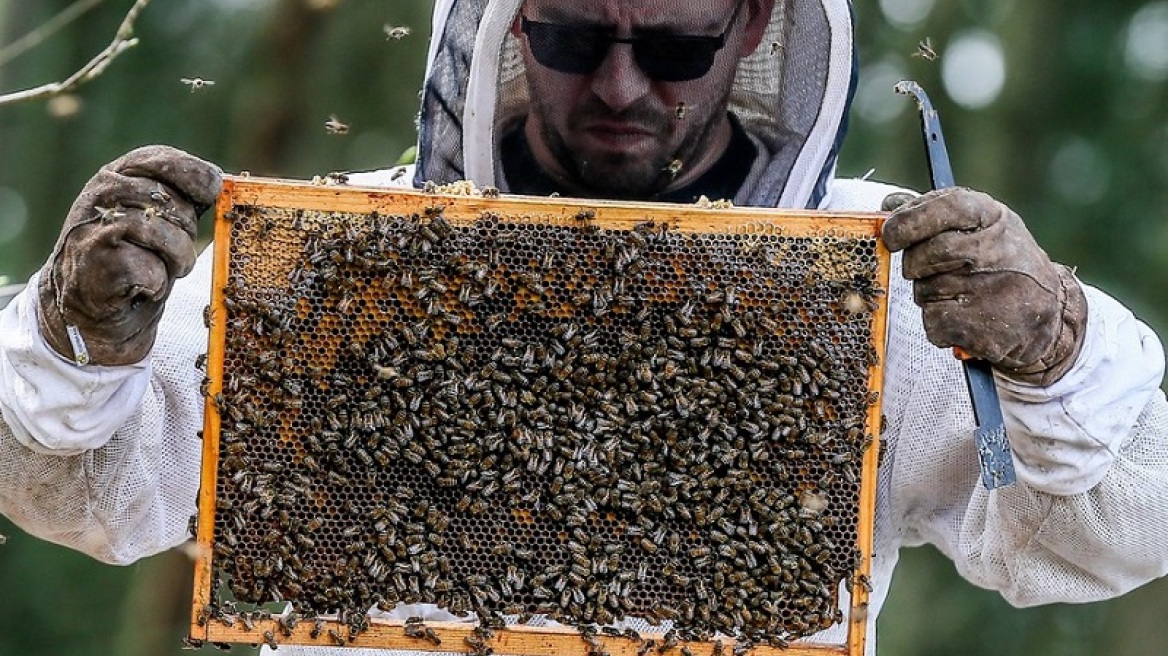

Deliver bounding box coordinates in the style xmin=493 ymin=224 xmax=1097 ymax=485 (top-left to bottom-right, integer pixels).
xmin=0 ymin=0 xmax=106 ymax=69
xmin=0 ymin=0 xmax=153 ymax=108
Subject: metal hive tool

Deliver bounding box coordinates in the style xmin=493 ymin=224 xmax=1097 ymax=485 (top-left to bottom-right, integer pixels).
xmin=191 ymin=176 xmax=891 ymax=656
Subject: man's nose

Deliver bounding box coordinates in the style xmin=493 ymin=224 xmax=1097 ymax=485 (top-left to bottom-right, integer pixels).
xmin=590 ymin=43 xmax=652 ymax=112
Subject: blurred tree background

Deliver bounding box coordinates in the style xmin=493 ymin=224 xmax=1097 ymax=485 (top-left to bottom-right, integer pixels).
xmin=0 ymin=0 xmax=1166 ymax=655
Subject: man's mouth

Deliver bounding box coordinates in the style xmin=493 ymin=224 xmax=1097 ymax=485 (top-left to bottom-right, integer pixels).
xmin=582 ymin=121 xmax=658 ymax=150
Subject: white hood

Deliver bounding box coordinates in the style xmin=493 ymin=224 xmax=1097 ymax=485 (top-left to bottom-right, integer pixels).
xmin=413 ymin=0 xmax=858 ymax=209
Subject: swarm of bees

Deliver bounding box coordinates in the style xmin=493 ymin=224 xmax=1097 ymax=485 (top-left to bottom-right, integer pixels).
xmin=202 ymin=201 xmax=884 ymax=650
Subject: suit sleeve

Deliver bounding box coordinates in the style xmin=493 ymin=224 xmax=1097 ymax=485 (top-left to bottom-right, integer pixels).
xmin=0 ymin=249 xmax=212 ymax=564
xmin=886 ymin=272 xmax=1168 ymax=606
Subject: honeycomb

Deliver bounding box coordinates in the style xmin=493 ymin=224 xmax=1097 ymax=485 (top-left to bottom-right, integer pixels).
xmin=194 ymin=178 xmax=888 ymax=654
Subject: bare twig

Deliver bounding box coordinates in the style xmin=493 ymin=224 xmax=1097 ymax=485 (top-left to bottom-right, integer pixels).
xmin=0 ymin=0 xmax=153 ymax=108
xmin=0 ymin=0 xmax=105 ymax=69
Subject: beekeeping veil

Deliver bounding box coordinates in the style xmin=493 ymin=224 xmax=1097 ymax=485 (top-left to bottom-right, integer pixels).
xmin=413 ymin=0 xmax=857 ymax=209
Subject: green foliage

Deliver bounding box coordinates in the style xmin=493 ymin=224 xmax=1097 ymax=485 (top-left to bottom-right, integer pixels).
xmin=396 ymin=144 xmax=418 ymax=166
xmin=880 ymin=546 xmax=1168 ymax=656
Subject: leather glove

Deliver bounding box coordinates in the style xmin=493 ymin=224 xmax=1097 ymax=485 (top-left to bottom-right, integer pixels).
xmin=38 ymin=145 xmax=223 ymax=366
xmin=881 ymin=187 xmax=1087 ymax=387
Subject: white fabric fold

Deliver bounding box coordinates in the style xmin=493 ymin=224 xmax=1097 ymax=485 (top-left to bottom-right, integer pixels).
xmin=0 ymin=271 xmax=150 ymax=455
xmin=997 ymin=285 xmax=1166 ymax=495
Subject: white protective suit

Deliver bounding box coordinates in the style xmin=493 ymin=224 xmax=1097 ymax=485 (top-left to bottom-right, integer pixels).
xmin=2 ymin=0 xmax=1168 ymax=655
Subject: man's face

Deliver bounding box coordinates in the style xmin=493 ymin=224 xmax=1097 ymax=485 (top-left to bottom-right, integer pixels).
xmin=516 ymin=0 xmax=764 ymax=199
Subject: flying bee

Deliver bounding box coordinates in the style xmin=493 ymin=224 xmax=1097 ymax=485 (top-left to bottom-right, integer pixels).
xmin=674 ymin=102 xmax=687 ymax=119
xmin=664 ymin=158 xmax=684 ymax=180
xmin=770 ymin=40 xmax=784 ymax=55
xmin=384 ymin=24 xmax=412 ymax=40
xmin=914 ymin=36 xmax=938 ymax=61
xmin=180 ymin=77 xmax=216 ymax=92
xmin=325 ymin=114 xmax=350 ymax=134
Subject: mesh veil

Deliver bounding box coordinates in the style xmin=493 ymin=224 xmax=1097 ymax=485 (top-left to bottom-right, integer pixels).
xmin=416 ymin=0 xmax=857 ymax=209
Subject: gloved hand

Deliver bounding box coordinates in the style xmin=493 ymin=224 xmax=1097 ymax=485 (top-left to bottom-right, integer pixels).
xmin=882 ymin=187 xmax=1087 ymax=387
xmin=37 ymin=145 xmax=222 ymax=366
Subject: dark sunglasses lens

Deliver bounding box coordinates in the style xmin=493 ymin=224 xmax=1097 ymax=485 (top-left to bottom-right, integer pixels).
xmin=525 ymin=21 xmax=608 ymax=75
xmin=635 ymin=36 xmax=720 ymax=82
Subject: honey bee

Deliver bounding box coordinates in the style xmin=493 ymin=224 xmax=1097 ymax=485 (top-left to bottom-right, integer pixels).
xmin=674 ymin=102 xmax=687 ymax=119
xmin=384 ymin=24 xmax=412 ymax=40
xmin=325 ymin=114 xmax=350 ymax=134
xmin=322 ymin=170 xmax=350 ymax=185
xmin=664 ymin=158 xmax=684 ymax=180
xmin=180 ymin=77 xmax=216 ymax=92
xmin=913 ymin=37 xmax=938 ymax=61
xmin=855 ymin=573 xmax=873 ymax=593
xmin=424 ymin=627 xmax=442 ymax=645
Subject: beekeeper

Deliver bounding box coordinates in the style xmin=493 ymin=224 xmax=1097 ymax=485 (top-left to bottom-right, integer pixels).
xmin=2 ymin=1 xmax=1166 ymax=654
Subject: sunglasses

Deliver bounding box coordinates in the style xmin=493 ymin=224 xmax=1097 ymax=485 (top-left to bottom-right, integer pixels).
xmin=520 ymin=0 xmax=747 ymax=82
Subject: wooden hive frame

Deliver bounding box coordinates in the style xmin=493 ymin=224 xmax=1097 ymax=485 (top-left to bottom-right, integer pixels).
xmin=191 ymin=176 xmax=890 ymax=656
